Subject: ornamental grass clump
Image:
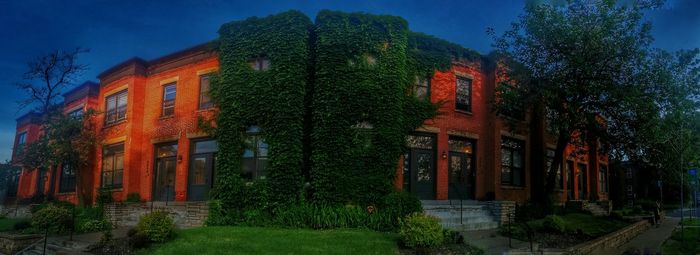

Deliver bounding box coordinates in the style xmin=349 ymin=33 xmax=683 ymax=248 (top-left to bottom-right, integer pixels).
xmin=136 ymin=211 xmax=175 ymax=243
xmin=399 ymin=213 xmax=445 ymax=249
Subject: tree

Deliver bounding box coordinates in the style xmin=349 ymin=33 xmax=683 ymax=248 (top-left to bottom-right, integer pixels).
xmin=17 ymin=48 xmax=88 ymax=115
xmin=489 ymin=0 xmax=667 ymax=206
xmin=14 ymin=48 xmax=97 ymax=204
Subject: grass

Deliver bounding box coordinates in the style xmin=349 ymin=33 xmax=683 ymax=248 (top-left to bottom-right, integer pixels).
xmin=0 ymin=218 xmax=26 ymax=232
xmin=661 ymin=226 xmax=700 ymax=255
xmin=679 ymin=218 xmax=700 ymax=226
xmin=139 ymin=226 xmax=400 ymax=255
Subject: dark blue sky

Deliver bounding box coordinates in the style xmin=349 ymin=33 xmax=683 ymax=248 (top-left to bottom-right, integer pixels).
xmin=0 ymin=0 xmax=698 ymax=161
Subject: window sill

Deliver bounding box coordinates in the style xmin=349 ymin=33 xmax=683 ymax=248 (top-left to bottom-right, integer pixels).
xmin=501 ymin=185 xmax=526 ymax=190
xmin=159 ymin=115 xmax=175 ymax=120
xmin=103 ymin=120 xmax=127 ymax=129
xmin=56 ymin=191 xmax=76 ymax=195
xmin=102 ymin=187 xmax=123 ymax=191
xmin=455 ymin=109 xmax=473 ymax=115
xmin=196 ymin=108 xmax=215 ymax=113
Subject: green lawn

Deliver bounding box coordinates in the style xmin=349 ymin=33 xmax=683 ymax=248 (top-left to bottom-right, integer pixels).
xmin=662 ymin=227 xmax=700 ymax=255
xmin=0 ymin=218 xmax=25 ymax=232
xmin=140 ymin=226 xmax=400 ymax=255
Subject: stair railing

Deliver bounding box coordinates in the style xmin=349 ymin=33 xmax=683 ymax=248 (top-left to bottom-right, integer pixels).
xmin=448 ymin=183 xmax=467 ymax=225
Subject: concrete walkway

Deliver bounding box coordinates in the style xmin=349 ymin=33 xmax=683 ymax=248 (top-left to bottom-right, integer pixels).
xmin=593 ymin=217 xmax=680 ymax=255
xmin=461 ymin=228 xmax=530 ymax=255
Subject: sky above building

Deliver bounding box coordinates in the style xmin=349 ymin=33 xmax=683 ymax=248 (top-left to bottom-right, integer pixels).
xmin=0 ymin=0 xmax=698 ymax=162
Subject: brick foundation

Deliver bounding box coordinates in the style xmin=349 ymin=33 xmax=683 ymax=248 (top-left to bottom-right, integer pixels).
xmin=105 ymin=201 xmax=209 ymax=228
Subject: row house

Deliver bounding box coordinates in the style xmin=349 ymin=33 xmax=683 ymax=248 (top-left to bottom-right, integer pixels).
xmin=6 ymin=43 xmax=609 ymax=205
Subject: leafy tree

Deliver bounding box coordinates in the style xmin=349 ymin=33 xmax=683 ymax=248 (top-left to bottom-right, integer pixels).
xmin=489 ymin=0 xmax=669 ymax=205
xmin=14 ymin=48 xmax=98 ymax=204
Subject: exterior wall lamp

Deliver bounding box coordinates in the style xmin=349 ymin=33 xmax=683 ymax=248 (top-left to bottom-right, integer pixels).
xmin=442 ymin=151 xmax=447 ymax=159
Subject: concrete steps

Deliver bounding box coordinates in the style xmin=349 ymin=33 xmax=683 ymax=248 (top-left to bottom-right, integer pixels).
xmin=422 ymin=200 xmax=499 ymax=231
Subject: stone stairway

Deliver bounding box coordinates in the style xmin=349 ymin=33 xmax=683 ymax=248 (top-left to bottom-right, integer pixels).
xmin=422 ymin=200 xmax=499 ymax=231
xmin=17 ymin=238 xmax=92 ymax=255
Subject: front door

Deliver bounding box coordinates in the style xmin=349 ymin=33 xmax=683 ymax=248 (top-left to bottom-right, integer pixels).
xmin=448 ymin=137 xmax=475 ymax=199
xmin=36 ymin=168 xmax=46 ymax=196
xmin=578 ymin=163 xmax=587 ymax=200
xmin=153 ymin=143 xmax=178 ymax=201
xmin=566 ymin=161 xmax=574 ymax=200
xmin=188 ymin=139 xmax=218 ymax=201
xmin=404 ymin=134 xmax=436 ymax=200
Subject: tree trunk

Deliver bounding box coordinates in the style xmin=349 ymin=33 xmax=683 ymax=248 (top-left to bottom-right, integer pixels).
xmin=530 ymin=102 xmax=546 ymax=205
xmin=545 ymin=132 xmax=570 ymax=201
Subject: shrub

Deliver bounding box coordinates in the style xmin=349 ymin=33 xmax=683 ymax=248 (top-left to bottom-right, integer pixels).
xmin=126 ymin=193 xmax=142 ymax=203
xmin=96 ymin=187 xmax=113 ymax=206
xmin=382 ymin=192 xmax=422 ymax=223
xmin=515 ymin=202 xmax=546 ymax=222
xmin=272 ymin=203 xmax=394 ymax=231
xmin=31 ymin=204 xmax=71 ymax=233
xmin=399 ymin=213 xmax=445 ymax=249
xmin=443 ymin=229 xmax=463 ymax=245
xmin=13 ymin=220 xmax=31 ymax=231
xmin=542 ymin=215 xmax=566 ymax=233
xmin=136 ymin=211 xmax=175 ymax=243
xmin=80 ymin=219 xmax=112 ymax=233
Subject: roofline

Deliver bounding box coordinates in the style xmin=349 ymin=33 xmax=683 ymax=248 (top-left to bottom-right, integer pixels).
xmin=62 ymin=81 xmax=99 ymax=97
xmin=97 ymin=41 xmax=215 ymax=81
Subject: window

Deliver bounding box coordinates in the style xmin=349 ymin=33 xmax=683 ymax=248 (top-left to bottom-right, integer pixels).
xmin=599 ymin=164 xmax=608 ymax=193
xmin=102 ymin=143 xmax=124 ymax=188
xmin=242 ymin=126 xmax=268 ymax=180
xmin=414 ymin=76 xmax=430 ymax=100
xmin=501 ymin=137 xmax=525 ymax=186
xmin=249 ymin=56 xmax=270 ymax=71
xmin=162 ymin=83 xmax=176 ymax=117
xmin=545 ymin=149 xmax=563 ymax=189
xmin=105 ymin=90 xmax=127 ymax=125
xmin=59 ymin=164 xmax=76 ymax=192
xmin=199 ymin=75 xmax=213 ymax=109
xmin=68 ymin=108 xmax=83 ymax=118
xmin=15 ymin=132 xmax=27 ymax=152
xmin=456 ymin=77 xmax=472 ymax=112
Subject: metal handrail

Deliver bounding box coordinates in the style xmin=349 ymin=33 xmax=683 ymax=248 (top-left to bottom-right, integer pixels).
xmin=448 ymin=182 xmax=468 ymax=225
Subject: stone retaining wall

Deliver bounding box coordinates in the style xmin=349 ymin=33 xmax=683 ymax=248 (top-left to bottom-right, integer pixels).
xmin=567 ymin=220 xmax=650 ymax=254
xmin=0 ymin=204 xmax=33 ymax=219
xmin=105 ymin=201 xmax=209 ymax=228
xmin=0 ymin=233 xmax=41 ymax=255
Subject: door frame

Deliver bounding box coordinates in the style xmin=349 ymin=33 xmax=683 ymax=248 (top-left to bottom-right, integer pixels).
xmin=447 ymin=136 xmax=476 ymax=200
xmin=187 ymin=138 xmax=217 ymax=201
xmin=153 ymin=142 xmax=178 ymax=202
xmin=405 ymin=132 xmax=437 ymax=200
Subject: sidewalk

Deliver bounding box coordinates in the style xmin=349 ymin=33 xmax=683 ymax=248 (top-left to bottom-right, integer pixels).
xmin=461 ymin=228 xmax=530 ymax=255
xmin=593 ymin=217 xmax=680 ymax=255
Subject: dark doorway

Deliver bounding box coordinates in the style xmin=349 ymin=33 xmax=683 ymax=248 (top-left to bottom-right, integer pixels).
xmin=36 ymin=168 xmax=46 ymax=196
xmin=448 ymin=137 xmax=476 ymax=200
xmin=404 ymin=134 xmax=436 ymax=200
xmin=566 ymin=160 xmax=574 ymax=200
xmin=578 ymin=163 xmax=587 ymax=200
xmin=188 ymin=139 xmax=218 ymax=201
xmin=153 ymin=143 xmax=178 ymax=201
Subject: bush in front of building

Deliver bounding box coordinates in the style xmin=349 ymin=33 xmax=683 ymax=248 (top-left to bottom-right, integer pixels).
xmin=126 ymin=192 xmax=142 ymax=203
xmin=31 ymin=203 xmax=72 ymax=233
xmin=398 ymin=212 xmax=445 ymax=249
xmin=136 ymin=211 xmax=175 ymax=243
xmin=542 ymin=215 xmax=566 ymax=233
xmin=382 ymin=191 xmax=423 ymax=223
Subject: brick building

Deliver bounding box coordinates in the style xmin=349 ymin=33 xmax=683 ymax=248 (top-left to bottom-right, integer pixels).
xmin=6 ymin=43 xmax=609 ymax=205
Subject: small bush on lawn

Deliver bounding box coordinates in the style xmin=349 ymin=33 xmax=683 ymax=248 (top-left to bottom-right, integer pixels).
xmin=80 ymin=219 xmax=112 ymax=233
xmin=542 ymin=215 xmax=566 ymax=233
xmin=382 ymin=192 xmax=422 ymax=223
xmin=136 ymin=211 xmax=175 ymax=243
xmin=32 ymin=204 xmax=71 ymax=233
xmin=399 ymin=213 xmax=445 ymax=249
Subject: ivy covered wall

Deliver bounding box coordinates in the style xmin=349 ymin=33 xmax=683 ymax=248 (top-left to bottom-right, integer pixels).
xmin=211 ymin=10 xmax=478 ymax=212
xmin=212 ymin=11 xmax=312 ymax=209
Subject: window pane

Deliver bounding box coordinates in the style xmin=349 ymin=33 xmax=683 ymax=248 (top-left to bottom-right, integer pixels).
xmin=513 ymin=167 xmax=523 ymax=186
xmin=501 ymin=166 xmax=511 ymax=183
xmin=406 ymin=135 xmax=434 ymax=149
xmin=257 ymin=158 xmax=268 ymax=179
xmin=241 ymin=158 xmax=255 ymax=180
xmin=501 ymin=149 xmax=512 ymax=166
xmin=456 ymin=77 xmax=472 ymax=111
xmin=114 ymin=170 xmax=123 ymax=186
xmin=164 ymin=84 xmax=176 ymax=101
xmin=448 ymin=138 xmax=473 ymax=153
xmin=194 ymin=140 xmax=218 ymax=154
xmin=156 ymin=144 xmax=177 ymax=158
xmin=106 ymin=96 xmax=116 ymax=111
xmin=199 ymin=76 xmax=212 ymax=109
xmin=258 ymin=139 xmax=268 ymax=157
xmin=513 ymin=151 xmax=523 ymax=168
xmin=191 ymin=158 xmax=207 ymax=185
